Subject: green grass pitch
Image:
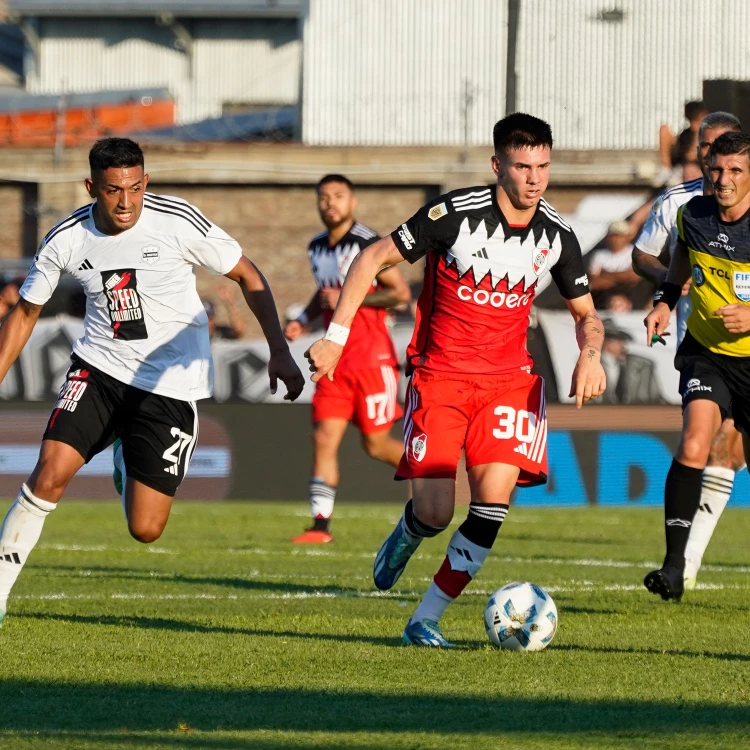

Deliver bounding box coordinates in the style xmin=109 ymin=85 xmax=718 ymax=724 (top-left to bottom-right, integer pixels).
xmin=0 ymin=501 xmax=748 ymax=749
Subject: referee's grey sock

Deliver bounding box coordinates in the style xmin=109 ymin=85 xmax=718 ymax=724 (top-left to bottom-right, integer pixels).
xmin=663 ymin=459 xmax=703 ymax=571
xmin=0 ymin=485 xmax=57 ymax=615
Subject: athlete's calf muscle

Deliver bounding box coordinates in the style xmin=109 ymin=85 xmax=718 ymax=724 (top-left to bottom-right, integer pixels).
xmin=27 ymin=440 xmax=86 ymax=503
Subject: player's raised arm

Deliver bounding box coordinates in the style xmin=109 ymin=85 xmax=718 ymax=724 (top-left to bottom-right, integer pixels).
xmin=224 ymin=256 xmax=304 ymax=401
xmin=305 ymin=235 xmax=404 ymax=382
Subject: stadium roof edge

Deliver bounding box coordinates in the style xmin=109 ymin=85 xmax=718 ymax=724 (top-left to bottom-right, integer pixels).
xmin=8 ymin=1 xmax=303 ymax=19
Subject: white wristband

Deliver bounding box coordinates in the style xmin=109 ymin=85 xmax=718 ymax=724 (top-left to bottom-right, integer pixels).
xmin=296 ymin=311 xmax=309 ymax=326
xmin=324 ymin=322 xmax=350 ymax=346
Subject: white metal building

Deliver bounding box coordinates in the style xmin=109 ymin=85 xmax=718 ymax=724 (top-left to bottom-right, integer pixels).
xmin=301 ymin=0 xmax=750 ymax=149
xmin=10 ymin=1 xmax=303 ymax=124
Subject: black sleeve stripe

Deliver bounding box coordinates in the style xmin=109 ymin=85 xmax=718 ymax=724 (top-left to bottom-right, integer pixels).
xmin=538 ymin=201 xmax=572 ymax=232
xmin=44 ymin=214 xmax=88 ymax=244
xmin=145 ymin=193 xmax=211 ymax=231
xmin=42 ymin=204 xmax=92 ymax=243
xmin=145 ymin=204 xmax=208 ymax=236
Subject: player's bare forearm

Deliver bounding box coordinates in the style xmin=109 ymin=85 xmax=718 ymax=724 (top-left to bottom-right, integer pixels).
xmin=665 ymin=239 xmax=692 ymax=288
xmin=566 ymin=295 xmax=606 ymax=407
xmin=364 ymin=265 xmax=411 ymax=309
xmin=0 ymin=299 xmax=42 ymax=383
xmin=302 ymin=290 xmax=323 ymax=323
xmin=226 ymin=257 xmax=287 ymax=352
xmin=330 ymin=237 xmax=405 ymax=327
xmin=570 ymin=301 xmax=604 ymax=357
xmin=632 ymin=247 xmax=669 ymax=286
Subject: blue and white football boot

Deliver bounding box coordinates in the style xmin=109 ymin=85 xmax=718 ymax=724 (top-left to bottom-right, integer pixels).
xmin=402 ymin=618 xmax=455 ymax=648
xmin=373 ymin=518 xmax=422 ymax=591
xmin=112 ymin=438 xmax=124 ymax=496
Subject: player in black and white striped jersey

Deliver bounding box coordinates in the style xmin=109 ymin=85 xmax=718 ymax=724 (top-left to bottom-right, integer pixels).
xmin=633 ymin=111 xmax=745 ymax=591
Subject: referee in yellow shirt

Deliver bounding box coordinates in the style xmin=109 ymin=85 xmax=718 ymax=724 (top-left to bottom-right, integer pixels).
xmin=645 ymin=131 xmax=750 ymax=601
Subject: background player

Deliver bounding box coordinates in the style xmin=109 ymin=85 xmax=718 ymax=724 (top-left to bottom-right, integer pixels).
xmin=306 ymin=114 xmax=605 ymax=646
xmin=0 ymin=138 xmax=304 ymax=625
xmin=634 ymin=112 xmax=743 ymax=589
xmin=285 ymin=175 xmax=410 ymax=543
xmin=644 ymin=131 xmax=750 ymax=602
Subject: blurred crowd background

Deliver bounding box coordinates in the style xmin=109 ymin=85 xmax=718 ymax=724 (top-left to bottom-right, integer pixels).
xmin=1 ymin=0 xmax=749 ymax=406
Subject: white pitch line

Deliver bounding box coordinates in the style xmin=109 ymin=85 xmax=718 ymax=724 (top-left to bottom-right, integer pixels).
xmin=14 ymin=581 xmax=750 ymax=603
xmin=37 ymin=544 xmax=750 ymax=575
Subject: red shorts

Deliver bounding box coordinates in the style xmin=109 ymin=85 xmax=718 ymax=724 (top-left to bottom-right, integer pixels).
xmin=397 ymin=369 xmax=548 ymax=486
xmin=312 ymin=365 xmax=403 ymax=434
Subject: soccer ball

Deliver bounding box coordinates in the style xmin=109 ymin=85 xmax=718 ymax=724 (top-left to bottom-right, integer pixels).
xmin=484 ymin=581 xmax=558 ymax=651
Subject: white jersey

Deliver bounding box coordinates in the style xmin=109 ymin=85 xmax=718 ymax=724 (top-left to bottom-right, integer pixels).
xmin=635 ymin=177 xmax=704 ymax=344
xmin=20 ymin=193 xmax=243 ymax=401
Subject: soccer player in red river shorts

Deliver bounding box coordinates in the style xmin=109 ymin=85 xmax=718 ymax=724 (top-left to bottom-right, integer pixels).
xmin=306 ymin=114 xmax=606 ymax=647
xmin=286 ymin=175 xmax=410 ymax=543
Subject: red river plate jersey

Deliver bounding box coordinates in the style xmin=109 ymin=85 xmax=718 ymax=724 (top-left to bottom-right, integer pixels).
xmin=391 ymin=186 xmax=590 ymax=376
xmin=307 ymin=221 xmax=398 ymax=372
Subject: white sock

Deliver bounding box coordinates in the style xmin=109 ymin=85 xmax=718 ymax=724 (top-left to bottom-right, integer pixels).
xmin=0 ymin=485 xmax=57 ymax=613
xmin=411 ymin=529 xmax=492 ymax=625
xmin=685 ymin=466 xmax=734 ymax=575
xmin=114 ymin=440 xmax=128 ymax=519
xmin=309 ymin=477 xmax=336 ymax=520
xmin=410 ymin=581 xmax=454 ymax=625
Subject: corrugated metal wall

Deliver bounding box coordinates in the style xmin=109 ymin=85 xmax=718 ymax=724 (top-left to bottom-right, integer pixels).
xmin=517 ymin=0 xmax=750 ymax=150
xmin=26 ymin=18 xmax=301 ymax=124
xmin=301 ymin=0 xmax=508 ymax=146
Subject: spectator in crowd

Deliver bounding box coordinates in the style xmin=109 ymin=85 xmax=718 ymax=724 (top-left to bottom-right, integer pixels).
xmin=598 ymin=323 xmax=665 ymax=405
xmin=606 ymin=293 xmax=633 ymax=313
xmin=658 ymin=100 xmax=708 ymax=185
xmin=202 ymin=287 xmax=247 ymax=340
xmin=588 ymin=220 xmax=650 ymax=308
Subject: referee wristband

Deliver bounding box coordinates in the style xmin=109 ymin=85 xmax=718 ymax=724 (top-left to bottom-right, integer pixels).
xmin=296 ymin=311 xmax=309 ymax=326
xmin=324 ymin=322 xmax=350 ymax=347
xmin=653 ymin=282 xmax=681 ymax=311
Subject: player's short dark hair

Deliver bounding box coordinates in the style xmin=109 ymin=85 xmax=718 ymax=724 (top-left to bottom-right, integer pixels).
xmin=493 ymin=113 xmax=553 ymax=155
xmin=709 ymin=131 xmax=750 ymax=161
xmin=700 ymin=111 xmax=742 ymax=138
xmin=684 ymin=100 xmax=707 ymax=121
xmin=316 ymin=174 xmax=354 ymax=192
xmin=89 ymin=138 xmax=144 ymax=175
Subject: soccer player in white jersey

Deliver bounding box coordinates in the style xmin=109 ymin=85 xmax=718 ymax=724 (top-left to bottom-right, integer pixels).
xmin=633 ymin=112 xmax=743 ymax=590
xmin=285 ymin=175 xmax=410 ymax=543
xmin=0 ymin=138 xmax=304 ymax=625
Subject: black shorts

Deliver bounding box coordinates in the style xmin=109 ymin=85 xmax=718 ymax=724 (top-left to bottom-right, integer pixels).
xmin=675 ymin=332 xmax=750 ymax=434
xmin=44 ymin=356 xmax=198 ymax=495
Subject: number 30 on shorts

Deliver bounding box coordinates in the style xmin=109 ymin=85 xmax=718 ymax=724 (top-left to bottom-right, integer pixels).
xmin=492 ymin=406 xmax=536 ymax=442
xmin=162 ymin=427 xmax=193 ymax=476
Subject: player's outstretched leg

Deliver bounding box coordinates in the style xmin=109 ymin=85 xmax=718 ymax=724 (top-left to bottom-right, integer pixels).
xmin=403 ymin=502 xmax=507 ymax=647
xmin=374 ymin=499 xmax=446 ymax=590
xmin=644 ymin=459 xmax=704 ymax=601
xmin=0 ymin=485 xmax=57 ymax=626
